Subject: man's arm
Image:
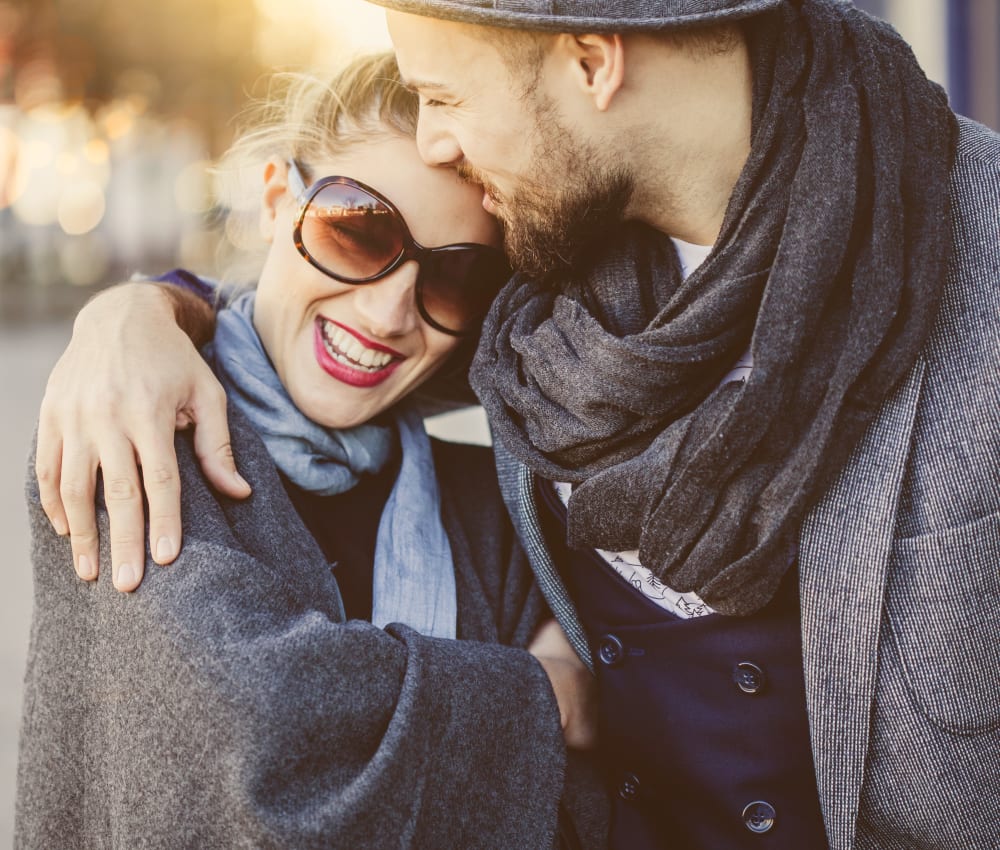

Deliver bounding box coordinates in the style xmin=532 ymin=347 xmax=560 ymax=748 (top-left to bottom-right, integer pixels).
xmin=34 ymin=281 xmax=250 ymax=592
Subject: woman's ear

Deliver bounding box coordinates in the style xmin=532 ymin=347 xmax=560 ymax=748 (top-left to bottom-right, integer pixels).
xmin=259 ymin=159 xmax=288 ymax=243
xmin=558 ymin=32 xmax=625 ymax=112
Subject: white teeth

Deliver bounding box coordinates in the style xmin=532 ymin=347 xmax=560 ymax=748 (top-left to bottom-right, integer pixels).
xmin=320 ymin=320 xmax=394 ymax=372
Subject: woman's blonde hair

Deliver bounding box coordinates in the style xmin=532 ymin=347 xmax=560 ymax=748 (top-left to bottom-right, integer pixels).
xmin=213 ymin=52 xmax=418 ymax=282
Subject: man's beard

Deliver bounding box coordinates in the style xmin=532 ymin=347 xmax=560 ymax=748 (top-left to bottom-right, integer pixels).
xmin=498 ymin=166 xmax=633 ymax=283
xmin=460 ymin=105 xmax=634 ymax=283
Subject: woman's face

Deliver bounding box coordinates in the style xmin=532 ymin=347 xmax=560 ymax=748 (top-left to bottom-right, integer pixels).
xmin=253 ymin=135 xmax=501 ymax=429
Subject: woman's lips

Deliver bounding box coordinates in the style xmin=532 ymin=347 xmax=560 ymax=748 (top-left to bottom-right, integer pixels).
xmin=313 ymin=318 xmax=403 ymax=388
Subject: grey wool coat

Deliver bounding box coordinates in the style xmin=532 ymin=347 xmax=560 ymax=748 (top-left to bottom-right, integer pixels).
xmin=16 ymin=415 xmax=608 ymax=849
xmin=495 ymin=116 xmax=1000 ymax=850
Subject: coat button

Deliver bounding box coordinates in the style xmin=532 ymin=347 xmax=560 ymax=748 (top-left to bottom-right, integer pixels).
xmin=618 ymin=772 xmax=641 ymax=801
xmin=742 ymin=801 xmax=776 ymax=834
xmin=598 ymin=634 xmax=624 ymax=667
xmin=733 ymin=661 xmax=767 ymax=694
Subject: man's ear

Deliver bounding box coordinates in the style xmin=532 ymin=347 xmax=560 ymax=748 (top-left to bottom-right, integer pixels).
xmin=558 ymin=32 xmax=625 ymax=112
xmin=259 ymin=159 xmax=288 ymax=243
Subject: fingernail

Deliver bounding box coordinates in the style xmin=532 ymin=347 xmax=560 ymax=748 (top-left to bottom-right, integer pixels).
xmin=78 ymin=555 xmax=96 ymax=581
xmin=115 ymin=564 xmax=137 ymax=590
xmin=155 ymin=536 xmax=175 ymax=562
xmin=54 ymin=519 xmax=69 ymax=537
xmin=233 ymin=471 xmax=251 ymax=492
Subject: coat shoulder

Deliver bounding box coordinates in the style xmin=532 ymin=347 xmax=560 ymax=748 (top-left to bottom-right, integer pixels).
xmin=954 ymin=115 xmax=1000 ymax=169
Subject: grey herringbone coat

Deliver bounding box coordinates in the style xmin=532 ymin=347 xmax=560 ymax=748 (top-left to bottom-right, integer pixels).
xmin=17 ymin=423 xmax=607 ymax=849
xmin=495 ymin=116 xmax=1000 ymax=850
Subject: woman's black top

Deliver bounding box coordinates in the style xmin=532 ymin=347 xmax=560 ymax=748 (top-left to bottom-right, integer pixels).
xmin=279 ymin=458 xmax=399 ymax=622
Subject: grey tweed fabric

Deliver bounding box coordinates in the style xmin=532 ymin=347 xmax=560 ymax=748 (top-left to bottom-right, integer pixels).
xmin=363 ymin=0 xmax=784 ymax=32
xmin=16 ymin=409 xmax=609 ymax=849
xmin=496 ymin=115 xmax=1000 ymax=849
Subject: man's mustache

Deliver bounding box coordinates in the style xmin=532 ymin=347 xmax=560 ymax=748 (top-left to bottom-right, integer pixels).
xmin=456 ymin=163 xmax=500 ymax=200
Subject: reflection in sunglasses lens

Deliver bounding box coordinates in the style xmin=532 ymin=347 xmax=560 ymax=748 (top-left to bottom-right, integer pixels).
xmin=304 ymin=185 xmax=403 ymax=278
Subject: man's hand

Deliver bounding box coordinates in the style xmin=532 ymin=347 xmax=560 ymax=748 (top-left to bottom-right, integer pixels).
xmin=529 ymin=618 xmax=598 ymax=750
xmin=35 ymin=281 xmax=251 ymax=592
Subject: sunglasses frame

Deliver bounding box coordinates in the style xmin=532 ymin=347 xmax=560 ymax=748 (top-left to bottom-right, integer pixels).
xmin=286 ymin=160 xmax=507 ymax=336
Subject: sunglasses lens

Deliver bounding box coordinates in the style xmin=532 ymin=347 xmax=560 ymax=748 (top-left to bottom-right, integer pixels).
xmin=420 ymin=249 xmax=511 ymax=333
xmin=299 ymin=183 xmax=404 ymax=279
xmin=294 ymin=174 xmax=510 ymax=335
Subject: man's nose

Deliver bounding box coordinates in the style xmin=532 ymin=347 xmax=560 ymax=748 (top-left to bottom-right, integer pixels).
xmin=352 ymin=262 xmax=422 ymax=339
xmin=416 ymin=110 xmax=463 ymax=167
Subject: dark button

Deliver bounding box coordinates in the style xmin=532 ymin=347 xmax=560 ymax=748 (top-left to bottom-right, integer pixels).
xmin=742 ymin=801 xmax=776 ymax=834
xmin=618 ymin=772 xmax=641 ymax=802
xmin=733 ymin=661 xmax=767 ymax=694
xmin=598 ymin=634 xmax=624 ymax=667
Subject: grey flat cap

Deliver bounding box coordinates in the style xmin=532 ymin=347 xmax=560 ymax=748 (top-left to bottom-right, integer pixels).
xmin=364 ymin=0 xmax=784 ymax=32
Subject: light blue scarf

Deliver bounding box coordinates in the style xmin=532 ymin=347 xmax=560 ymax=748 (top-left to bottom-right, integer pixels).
xmin=208 ymin=292 xmax=457 ymax=638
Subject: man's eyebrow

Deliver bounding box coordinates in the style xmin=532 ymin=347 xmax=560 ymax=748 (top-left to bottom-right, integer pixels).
xmin=399 ymin=77 xmax=451 ymax=94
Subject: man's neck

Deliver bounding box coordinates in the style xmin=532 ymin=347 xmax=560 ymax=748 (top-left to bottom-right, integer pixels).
xmin=623 ymin=34 xmax=754 ymax=246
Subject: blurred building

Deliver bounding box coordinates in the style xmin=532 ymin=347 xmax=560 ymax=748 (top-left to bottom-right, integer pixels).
xmin=0 ymin=0 xmax=997 ymax=324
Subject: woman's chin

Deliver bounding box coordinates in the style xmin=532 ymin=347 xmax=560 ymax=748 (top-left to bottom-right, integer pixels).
xmin=304 ymin=406 xmax=369 ymax=431
xmin=287 ymin=387 xmax=367 ymax=431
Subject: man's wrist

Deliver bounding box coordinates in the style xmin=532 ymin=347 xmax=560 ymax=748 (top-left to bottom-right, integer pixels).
xmin=153 ymin=280 xmax=216 ymax=348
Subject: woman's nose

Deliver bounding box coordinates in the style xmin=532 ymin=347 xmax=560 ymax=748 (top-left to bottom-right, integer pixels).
xmin=351 ymin=262 xmax=422 ymax=339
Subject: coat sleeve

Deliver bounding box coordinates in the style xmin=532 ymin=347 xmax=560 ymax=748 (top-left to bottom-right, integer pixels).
xmin=16 ymin=430 xmax=569 ymax=850
xmin=433 ymin=438 xmax=611 ymax=850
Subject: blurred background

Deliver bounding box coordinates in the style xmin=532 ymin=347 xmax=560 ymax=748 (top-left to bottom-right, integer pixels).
xmin=0 ymin=0 xmax=394 ymax=319
xmin=1 ymin=0 xmax=998 ymax=843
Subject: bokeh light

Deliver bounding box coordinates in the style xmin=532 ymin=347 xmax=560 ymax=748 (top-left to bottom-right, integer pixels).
xmin=57 ymin=178 xmax=105 ymax=235
xmin=0 ymin=0 xmax=392 ymax=321
xmin=174 ymin=160 xmax=213 ymax=215
xmin=58 ymin=231 xmax=111 ymax=286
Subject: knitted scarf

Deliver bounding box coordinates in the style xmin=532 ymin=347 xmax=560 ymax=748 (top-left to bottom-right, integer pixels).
xmin=470 ymin=0 xmax=958 ymax=615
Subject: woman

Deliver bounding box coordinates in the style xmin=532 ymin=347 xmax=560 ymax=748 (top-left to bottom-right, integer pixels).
xmin=16 ymin=54 xmax=604 ymax=849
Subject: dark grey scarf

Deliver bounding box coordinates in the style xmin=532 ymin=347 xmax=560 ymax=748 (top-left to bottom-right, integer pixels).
xmin=470 ymin=0 xmax=959 ymax=615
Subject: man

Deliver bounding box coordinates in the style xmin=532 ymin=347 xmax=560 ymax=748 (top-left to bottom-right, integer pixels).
xmin=358 ymin=1 xmax=1000 ymax=847
xmin=32 ymin=1 xmax=999 ymax=848
xmin=361 ymin=2 xmax=999 ymax=846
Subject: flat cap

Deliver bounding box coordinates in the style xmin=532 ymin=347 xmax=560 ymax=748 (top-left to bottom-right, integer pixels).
xmin=363 ymin=0 xmax=784 ymax=32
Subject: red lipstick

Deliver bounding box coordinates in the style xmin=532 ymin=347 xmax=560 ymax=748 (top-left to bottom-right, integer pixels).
xmin=313 ymin=318 xmax=403 ymax=388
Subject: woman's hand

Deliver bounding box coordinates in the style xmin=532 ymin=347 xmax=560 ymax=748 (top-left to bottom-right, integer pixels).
xmin=529 ymin=618 xmax=598 ymax=750
xmin=35 ymin=282 xmax=251 ymax=592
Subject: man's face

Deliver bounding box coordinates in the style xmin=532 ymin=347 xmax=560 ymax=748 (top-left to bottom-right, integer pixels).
xmin=387 ymin=10 xmax=633 ymax=280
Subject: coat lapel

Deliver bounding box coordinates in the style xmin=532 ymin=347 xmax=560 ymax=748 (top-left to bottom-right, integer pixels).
xmin=798 ymin=357 xmax=926 ymax=850
xmin=493 ymin=443 xmax=595 ymax=672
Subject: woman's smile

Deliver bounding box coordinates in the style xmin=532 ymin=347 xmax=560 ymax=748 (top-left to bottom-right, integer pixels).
xmin=313 ymin=317 xmax=404 ymax=388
